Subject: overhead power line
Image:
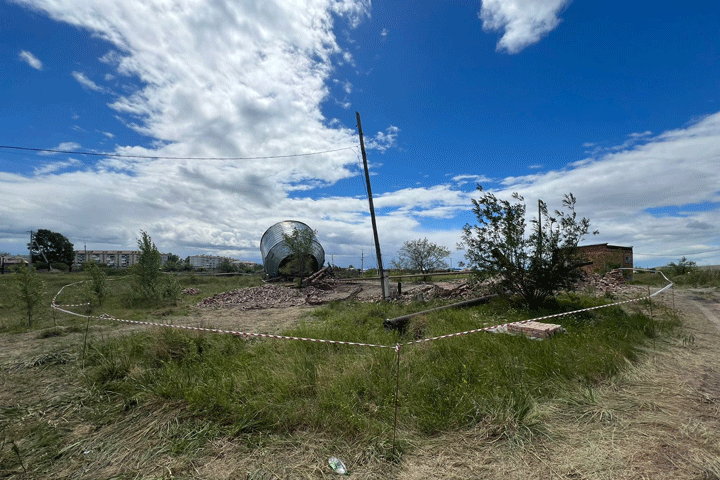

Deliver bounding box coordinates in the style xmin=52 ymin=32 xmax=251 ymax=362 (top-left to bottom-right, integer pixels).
xmin=0 ymin=144 xmax=355 ymax=160
xmin=635 ymin=247 xmax=720 ymax=256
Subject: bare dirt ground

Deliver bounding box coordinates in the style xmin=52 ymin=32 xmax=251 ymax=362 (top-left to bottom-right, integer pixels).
xmin=1 ymin=286 xmax=719 ymax=479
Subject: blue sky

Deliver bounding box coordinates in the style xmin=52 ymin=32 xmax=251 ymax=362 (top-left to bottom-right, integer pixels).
xmin=1 ymin=0 xmax=719 ymax=268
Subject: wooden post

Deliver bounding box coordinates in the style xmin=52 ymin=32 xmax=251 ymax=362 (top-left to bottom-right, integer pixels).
xmin=356 ymin=112 xmax=387 ymax=300
xmin=538 ymin=199 xmax=542 ymax=254
xmin=392 ymin=344 xmax=401 ymax=458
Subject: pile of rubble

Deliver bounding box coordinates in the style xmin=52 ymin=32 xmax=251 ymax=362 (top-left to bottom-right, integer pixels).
xmin=182 ymin=287 xmax=202 ymax=295
xmin=576 ymin=269 xmax=634 ymax=296
xmin=197 ymin=284 xmax=339 ymax=310
xmin=394 ymin=280 xmax=475 ymax=302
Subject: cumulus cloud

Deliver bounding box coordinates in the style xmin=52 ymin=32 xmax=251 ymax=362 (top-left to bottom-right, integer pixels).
xmin=4 ymin=0 xmax=719 ymax=268
xmin=1 ymin=0 xmax=388 ymax=259
xmin=19 ymin=50 xmax=43 ymax=70
xmin=491 ymin=112 xmax=720 ymax=264
xmin=479 ymin=0 xmax=571 ymax=53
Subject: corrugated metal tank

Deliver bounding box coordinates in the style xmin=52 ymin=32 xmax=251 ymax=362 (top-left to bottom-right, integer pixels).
xmin=260 ymin=221 xmax=325 ymax=278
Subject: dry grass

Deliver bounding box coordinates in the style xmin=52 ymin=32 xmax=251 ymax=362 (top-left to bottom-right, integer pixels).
xmin=399 ymin=289 xmax=720 ymax=479
xmin=2 ymin=287 xmax=719 ymax=479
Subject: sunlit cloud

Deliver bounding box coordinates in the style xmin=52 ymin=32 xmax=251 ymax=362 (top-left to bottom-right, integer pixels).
xmin=479 ymin=0 xmax=571 ymax=53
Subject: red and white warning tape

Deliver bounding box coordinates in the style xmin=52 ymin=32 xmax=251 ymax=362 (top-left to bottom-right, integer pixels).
xmin=51 ymin=302 xmax=395 ymax=350
xmin=52 ymin=269 xmax=673 ymax=351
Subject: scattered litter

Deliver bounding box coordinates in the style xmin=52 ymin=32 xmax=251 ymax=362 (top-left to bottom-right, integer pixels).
xmin=328 ymin=456 xmax=347 ymax=475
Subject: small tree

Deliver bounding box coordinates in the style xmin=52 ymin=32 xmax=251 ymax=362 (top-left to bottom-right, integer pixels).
xmin=133 ymin=231 xmax=162 ymax=300
xmin=217 ymin=258 xmax=237 ymax=273
xmin=85 ymin=263 xmax=109 ymax=306
xmin=279 ymin=227 xmax=318 ymax=282
xmin=29 ymin=229 xmax=75 ymax=271
xmin=460 ymin=186 xmax=594 ymax=309
xmin=667 ymin=257 xmax=697 ymax=276
xmin=15 ymin=265 xmax=45 ymax=326
xmin=391 ymin=238 xmax=451 ymax=277
xmin=163 ymin=253 xmax=182 ymax=272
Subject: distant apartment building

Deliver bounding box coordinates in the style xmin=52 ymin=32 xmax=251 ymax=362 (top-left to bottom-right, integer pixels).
xmin=74 ymin=250 xmax=169 ymax=269
xmin=188 ymin=255 xmax=228 ymax=270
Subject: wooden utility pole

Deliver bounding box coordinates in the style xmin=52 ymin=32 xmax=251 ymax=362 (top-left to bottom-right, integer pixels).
xmin=356 ymin=112 xmax=387 ymax=300
xmin=28 ymin=230 xmax=33 ymax=267
xmin=538 ymin=199 xmax=542 ymax=254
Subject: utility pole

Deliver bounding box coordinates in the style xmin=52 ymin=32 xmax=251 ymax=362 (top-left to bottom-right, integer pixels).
xmin=28 ymin=230 xmax=33 ymax=268
xmin=356 ymin=111 xmax=387 ymax=300
xmin=361 ymin=249 xmax=364 ymax=272
xmin=538 ymin=199 xmax=542 ymax=254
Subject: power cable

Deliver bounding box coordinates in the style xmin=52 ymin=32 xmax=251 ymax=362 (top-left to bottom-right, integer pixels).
xmin=635 ymin=247 xmax=720 ymax=256
xmin=0 ymin=144 xmax=355 ymax=160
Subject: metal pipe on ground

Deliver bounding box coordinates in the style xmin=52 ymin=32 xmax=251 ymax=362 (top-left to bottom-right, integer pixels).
xmin=383 ymin=294 xmax=497 ymax=330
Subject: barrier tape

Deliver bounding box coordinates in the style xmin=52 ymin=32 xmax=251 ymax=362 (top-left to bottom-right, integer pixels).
xmin=51 ymin=303 xmax=395 ymax=350
xmin=52 ymin=268 xmax=673 ymax=350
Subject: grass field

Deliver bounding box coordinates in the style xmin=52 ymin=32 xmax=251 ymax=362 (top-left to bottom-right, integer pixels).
xmin=0 ymin=269 xmax=695 ymax=478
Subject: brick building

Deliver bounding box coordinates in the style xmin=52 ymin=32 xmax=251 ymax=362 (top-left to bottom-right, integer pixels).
xmin=577 ymin=243 xmax=633 ymax=278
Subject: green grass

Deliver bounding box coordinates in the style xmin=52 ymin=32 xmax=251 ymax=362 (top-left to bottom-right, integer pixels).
xmin=627 ymin=270 xmax=669 ymax=287
xmin=670 ymin=268 xmax=720 ymax=287
xmin=0 ymin=274 xmax=680 ymax=475
xmin=0 ymin=270 xmax=263 ymax=332
xmin=78 ymin=293 xmax=678 ymax=444
xmin=629 ymin=267 xmax=720 ymax=288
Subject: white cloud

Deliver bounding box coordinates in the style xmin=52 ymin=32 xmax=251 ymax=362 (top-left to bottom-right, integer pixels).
xmin=34 ymin=158 xmax=82 ymax=175
xmin=380 ymin=28 xmax=388 ymax=37
xmin=452 ymin=174 xmax=493 ymax=186
xmin=71 ymin=71 xmax=105 ymax=92
xmin=366 ymin=125 xmax=399 ymax=152
xmin=331 ymin=0 xmax=371 ymax=28
xmin=11 ymin=0 xmax=377 ymax=191
xmin=479 ymin=0 xmax=571 ymax=53
xmin=491 ymin=112 xmax=720 ymax=265
xmin=19 ymin=50 xmax=43 ymax=70
xmin=38 ymin=141 xmax=82 ymax=155
xmin=5 ymin=0 xmax=719 ymax=268
xmin=1 ymin=0 xmax=385 ymax=260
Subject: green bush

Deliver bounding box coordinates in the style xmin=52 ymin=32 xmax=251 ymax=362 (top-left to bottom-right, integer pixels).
xmin=672 ymin=268 xmax=720 ymax=287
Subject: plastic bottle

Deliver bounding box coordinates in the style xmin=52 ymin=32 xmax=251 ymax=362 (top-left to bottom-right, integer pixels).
xmin=328 ymin=456 xmax=347 ymax=475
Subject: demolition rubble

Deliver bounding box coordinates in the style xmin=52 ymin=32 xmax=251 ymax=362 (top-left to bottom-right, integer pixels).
xmin=196 ymin=268 xmax=639 ymax=311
